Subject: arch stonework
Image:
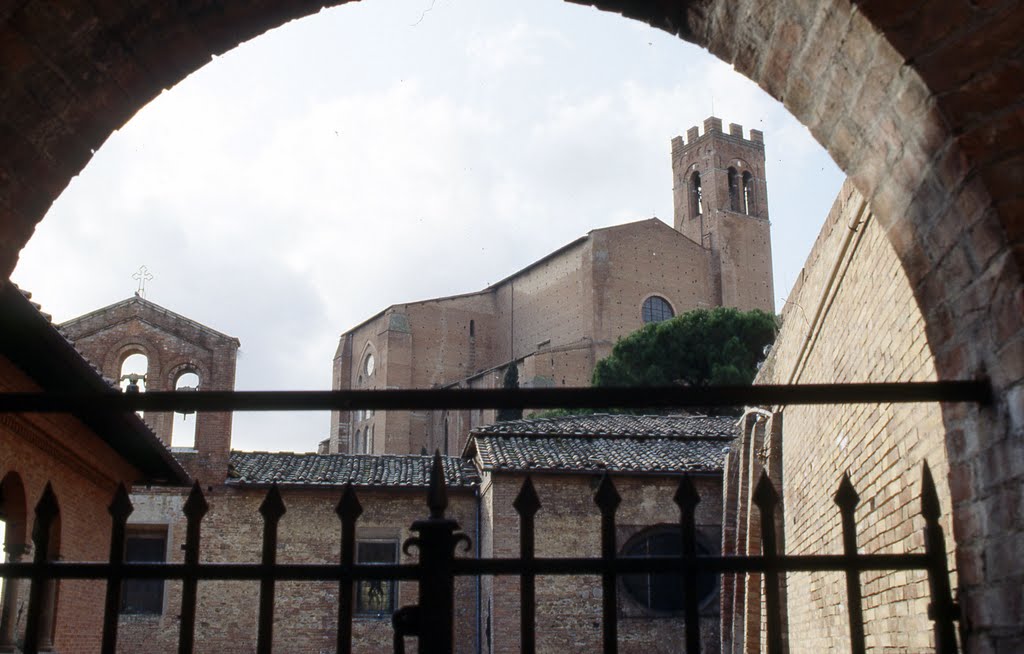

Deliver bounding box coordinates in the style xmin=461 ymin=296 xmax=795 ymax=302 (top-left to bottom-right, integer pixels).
xmin=0 ymin=0 xmax=1020 ymax=649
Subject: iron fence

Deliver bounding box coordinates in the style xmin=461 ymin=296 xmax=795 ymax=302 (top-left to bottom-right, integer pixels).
xmin=0 ymin=457 xmax=960 ymax=654
xmin=0 ymin=382 xmax=977 ymax=653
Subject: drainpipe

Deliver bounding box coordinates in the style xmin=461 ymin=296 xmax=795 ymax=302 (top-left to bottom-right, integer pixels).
xmin=475 ymin=483 xmax=482 ymax=654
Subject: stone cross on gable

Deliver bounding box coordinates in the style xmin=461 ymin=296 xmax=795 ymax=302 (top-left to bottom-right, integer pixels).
xmin=132 ymin=265 xmax=153 ymax=298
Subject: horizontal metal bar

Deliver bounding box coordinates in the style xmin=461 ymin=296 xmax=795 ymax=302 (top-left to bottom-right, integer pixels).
xmin=0 ymin=552 xmax=931 ymax=581
xmin=0 ymin=381 xmax=991 ymax=413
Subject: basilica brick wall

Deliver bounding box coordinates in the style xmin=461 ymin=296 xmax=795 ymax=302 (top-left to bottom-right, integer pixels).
xmin=330 ymin=122 xmax=775 ymax=460
xmin=727 ymin=181 xmax=958 ymax=651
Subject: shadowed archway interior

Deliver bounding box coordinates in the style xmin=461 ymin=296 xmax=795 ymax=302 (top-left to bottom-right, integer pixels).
xmin=0 ymin=1 xmax=1020 ymax=650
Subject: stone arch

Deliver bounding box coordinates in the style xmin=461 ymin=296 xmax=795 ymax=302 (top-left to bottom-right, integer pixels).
xmin=0 ymin=1 xmax=1019 ymax=647
xmin=0 ymin=471 xmax=28 ymax=548
xmin=0 ymin=472 xmax=27 ymax=650
xmin=359 ymin=341 xmax=378 ymax=385
xmin=640 ymin=293 xmax=677 ymax=325
xmin=101 ymin=340 xmax=162 ymax=390
xmin=167 ymin=361 xmax=205 ymax=449
xmin=166 ymin=360 xmax=207 ymax=391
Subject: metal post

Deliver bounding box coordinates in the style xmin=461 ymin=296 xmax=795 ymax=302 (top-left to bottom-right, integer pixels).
xmin=257 ymin=484 xmax=286 ymax=654
xmin=514 ymin=476 xmax=541 ymax=654
xmin=336 ymin=483 xmax=362 ymax=654
xmin=404 ymin=453 xmax=470 ymax=654
xmin=920 ymin=464 xmax=959 ymax=654
xmin=675 ymin=474 xmax=702 ymax=653
xmin=594 ymin=474 xmax=620 ymax=654
xmin=101 ymin=484 xmax=133 ymax=654
xmin=753 ymin=473 xmax=783 ymax=654
xmin=23 ymin=484 xmax=58 ymax=654
xmin=178 ymin=482 xmax=208 ymax=654
xmin=834 ymin=474 xmax=865 ymax=654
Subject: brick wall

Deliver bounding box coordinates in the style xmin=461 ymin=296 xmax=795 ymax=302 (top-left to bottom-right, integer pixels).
xmin=736 ymin=181 xmax=957 ymax=651
xmin=482 ymin=472 xmax=723 ymax=654
xmin=0 ymin=355 xmax=144 ymax=653
xmin=116 ymin=485 xmax=479 ymax=654
xmin=60 ymin=298 xmax=239 ymax=485
xmin=333 ymin=213 xmax=771 ymax=457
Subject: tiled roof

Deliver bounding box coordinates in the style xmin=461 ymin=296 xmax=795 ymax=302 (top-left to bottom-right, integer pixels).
xmin=472 ymin=413 xmax=738 ymax=438
xmin=0 ymin=283 xmax=188 ymax=484
xmin=227 ymin=451 xmax=478 ymax=488
xmin=470 ymin=414 xmax=737 ymax=474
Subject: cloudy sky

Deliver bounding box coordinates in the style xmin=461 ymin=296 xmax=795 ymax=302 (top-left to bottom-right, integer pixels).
xmin=11 ymin=0 xmax=844 ymax=453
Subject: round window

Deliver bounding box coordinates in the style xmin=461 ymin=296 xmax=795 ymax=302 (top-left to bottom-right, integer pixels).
xmin=364 ymin=353 xmax=375 ymax=376
xmin=641 ymin=296 xmax=675 ymax=324
xmin=621 ymin=526 xmax=716 ymax=613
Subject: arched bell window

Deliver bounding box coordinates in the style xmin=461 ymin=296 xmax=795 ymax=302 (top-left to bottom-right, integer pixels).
xmin=171 ymin=370 xmax=200 ymax=448
xmin=728 ymin=167 xmax=740 ymax=211
xmin=742 ymin=171 xmax=754 ymax=215
xmin=689 ymin=171 xmax=703 ymax=218
xmin=119 ymin=353 xmax=148 ymax=394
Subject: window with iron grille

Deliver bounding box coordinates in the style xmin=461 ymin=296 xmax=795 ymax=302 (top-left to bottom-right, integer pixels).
xmin=356 ymin=540 xmax=397 ymax=617
xmin=120 ymin=528 xmax=167 ymax=615
xmin=621 ymin=526 xmax=716 ymax=614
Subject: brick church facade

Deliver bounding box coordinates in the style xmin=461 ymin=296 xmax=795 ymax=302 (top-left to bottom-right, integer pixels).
xmin=328 ymin=116 xmax=773 ymax=458
xmin=43 ymin=120 xmax=762 ymax=652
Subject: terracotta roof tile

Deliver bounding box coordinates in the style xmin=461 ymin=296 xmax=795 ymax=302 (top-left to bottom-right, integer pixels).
xmin=470 ymin=414 xmax=737 ymax=474
xmin=227 ymin=451 xmax=478 ymax=488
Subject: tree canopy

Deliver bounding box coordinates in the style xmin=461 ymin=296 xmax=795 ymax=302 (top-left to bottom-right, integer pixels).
xmin=591 ymin=307 xmax=778 ymax=388
xmin=496 ymin=363 xmax=523 ymax=422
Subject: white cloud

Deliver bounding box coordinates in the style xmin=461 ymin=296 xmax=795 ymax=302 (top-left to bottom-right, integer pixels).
xmin=11 ymin=0 xmax=843 ymax=452
xmin=466 ymin=21 xmax=570 ymax=73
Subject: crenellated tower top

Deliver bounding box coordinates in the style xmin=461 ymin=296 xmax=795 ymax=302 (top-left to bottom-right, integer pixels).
xmin=670 ymin=116 xmax=774 ymax=313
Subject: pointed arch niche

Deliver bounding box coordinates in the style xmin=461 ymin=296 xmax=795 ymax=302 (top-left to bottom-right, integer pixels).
xmin=171 ymin=368 xmax=201 ymax=449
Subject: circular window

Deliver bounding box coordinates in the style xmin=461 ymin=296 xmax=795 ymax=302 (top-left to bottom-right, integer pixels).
xmin=364 ymin=353 xmax=375 ymax=376
xmin=642 ymin=296 xmax=674 ymax=324
xmin=621 ymin=526 xmax=716 ymax=613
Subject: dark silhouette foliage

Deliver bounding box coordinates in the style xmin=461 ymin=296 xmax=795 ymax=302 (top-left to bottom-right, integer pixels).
xmin=592 ymin=307 xmax=778 ymax=389
xmin=496 ymin=363 xmax=523 ymax=422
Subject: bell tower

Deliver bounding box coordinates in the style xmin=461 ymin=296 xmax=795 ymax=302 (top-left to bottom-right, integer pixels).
xmin=671 ymin=116 xmax=774 ymax=313
xmin=60 ymin=295 xmax=240 ymax=484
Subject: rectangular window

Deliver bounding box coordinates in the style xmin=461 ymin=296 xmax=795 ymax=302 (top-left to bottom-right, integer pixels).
xmin=356 ymin=540 xmax=398 ymax=617
xmin=120 ymin=528 xmax=167 ymax=615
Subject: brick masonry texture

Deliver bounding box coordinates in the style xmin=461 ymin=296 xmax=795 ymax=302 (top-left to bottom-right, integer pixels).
xmin=59 ymin=296 xmax=240 ymax=485
xmin=735 ymin=181 xmax=959 ymax=651
xmin=0 ymin=355 xmax=148 ymax=654
xmin=479 ymin=472 xmax=723 ymax=654
xmin=115 ymin=485 xmax=480 ymax=654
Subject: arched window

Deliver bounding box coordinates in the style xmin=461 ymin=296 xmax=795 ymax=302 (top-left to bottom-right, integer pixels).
xmin=689 ymin=171 xmax=703 ymax=218
xmin=364 ymin=352 xmax=375 ymax=377
xmin=119 ymin=352 xmax=148 ymax=393
xmin=354 ymin=429 xmax=362 ymax=454
xmin=0 ymin=473 xmax=27 ymax=651
xmin=365 ymin=426 xmax=373 ymax=454
xmin=621 ymin=526 xmax=717 ymax=613
xmin=742 ymin=171 xmax=754 ymax=215
xmin=728 ymin=167 xmax=740 ymax=211
xmin=171 ymin=371 xmax=200 ymax=449
xmin=642 ymin=296 xmax=674 ymax=324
